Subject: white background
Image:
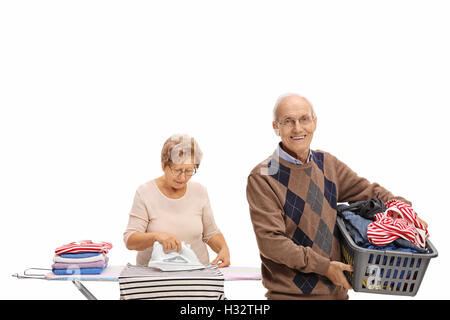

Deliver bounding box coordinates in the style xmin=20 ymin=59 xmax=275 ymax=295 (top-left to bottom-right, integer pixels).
xmin=1 ymin=0 xmax=449 ymax=300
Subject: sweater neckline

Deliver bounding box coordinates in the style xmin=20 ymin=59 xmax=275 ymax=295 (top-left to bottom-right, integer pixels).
xmin=151 ymin=179 xmax=190 ymax=201
xmin=275 ymin=150 xmax=316 ymax=171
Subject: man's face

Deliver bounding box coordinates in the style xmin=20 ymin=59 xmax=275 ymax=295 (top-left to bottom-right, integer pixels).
xmin=272 ymin=96 xmax=317 ymax=161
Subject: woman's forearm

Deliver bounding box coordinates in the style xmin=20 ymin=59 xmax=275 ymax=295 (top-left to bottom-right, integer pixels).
xmin=207 ymin=233 xmax=231 ymax=267
xmin=126 ymin=232 xmax=157 ymax=251
xmin=207 ymin=233 xmax=228 ymax=253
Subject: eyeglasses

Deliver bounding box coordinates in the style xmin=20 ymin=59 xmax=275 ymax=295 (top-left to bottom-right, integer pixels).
xmin=169 ymin=166 xmax=197 ymax=177
xmin=277 ymin=115 xmax=314 ymax=128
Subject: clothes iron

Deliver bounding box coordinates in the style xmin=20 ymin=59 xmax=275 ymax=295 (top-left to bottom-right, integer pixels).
xmin=148 ymin=241 xmax=205 ymax=271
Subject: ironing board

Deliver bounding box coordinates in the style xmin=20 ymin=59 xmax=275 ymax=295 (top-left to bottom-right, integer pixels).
xmin=12 ymin=265 xmax=262 ymax=300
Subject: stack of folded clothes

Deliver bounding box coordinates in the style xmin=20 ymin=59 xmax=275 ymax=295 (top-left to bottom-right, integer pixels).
xmin=52 ymin=240 xmax=113 ymax=275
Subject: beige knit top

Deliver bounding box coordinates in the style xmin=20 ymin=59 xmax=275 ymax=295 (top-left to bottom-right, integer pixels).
xmin=123 ymin=180 xmax=220 ymax=266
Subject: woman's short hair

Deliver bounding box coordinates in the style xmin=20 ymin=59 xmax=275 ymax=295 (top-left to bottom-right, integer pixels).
xmin=161 ymin=134 xmax=203 ymax=169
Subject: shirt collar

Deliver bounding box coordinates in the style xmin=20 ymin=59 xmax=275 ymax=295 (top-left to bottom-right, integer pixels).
xmin=277 ymin=142 xmax=313 ymax=165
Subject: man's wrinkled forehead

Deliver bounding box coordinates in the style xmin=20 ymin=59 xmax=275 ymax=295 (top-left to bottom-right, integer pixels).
xmin=275 ymin=95 xmax=313 ymax=120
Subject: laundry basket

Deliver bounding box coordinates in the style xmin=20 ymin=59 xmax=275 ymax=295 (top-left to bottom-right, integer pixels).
xmin=336 ymin=216 xmax=438 ymax=296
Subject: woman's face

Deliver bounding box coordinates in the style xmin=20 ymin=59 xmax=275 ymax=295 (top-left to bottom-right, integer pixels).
xmin=162 ymin=161 xmax=197 ymax=190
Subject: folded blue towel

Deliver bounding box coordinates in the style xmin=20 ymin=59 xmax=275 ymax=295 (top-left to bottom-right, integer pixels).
xmin=59 ymin=252 xmax=102 ymax=259
xmin=52 ymin=265 xmax=107 ymax=275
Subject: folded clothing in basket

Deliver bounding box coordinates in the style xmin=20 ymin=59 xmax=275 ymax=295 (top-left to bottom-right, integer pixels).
xmin=367 ymin=200 xmax=429 ymax=249
xmin=338 ymin=206 xmax=428 ymax=253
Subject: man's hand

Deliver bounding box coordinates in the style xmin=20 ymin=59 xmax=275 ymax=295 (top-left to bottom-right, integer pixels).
xmin=324 ymin=261 xmax=353 ymax=290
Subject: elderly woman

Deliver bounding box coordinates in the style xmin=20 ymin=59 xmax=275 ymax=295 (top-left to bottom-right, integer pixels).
xmin=123 ymin=134 xmax=230 ymax=268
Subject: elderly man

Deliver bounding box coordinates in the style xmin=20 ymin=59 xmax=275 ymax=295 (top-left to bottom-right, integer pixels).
xmin=246 ymin=94 xmax=424 ymax=300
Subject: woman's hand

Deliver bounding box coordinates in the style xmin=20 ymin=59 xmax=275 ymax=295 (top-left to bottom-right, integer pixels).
xmin=154 ymin=232 xmax=182 ymax=253
xmin=206 ymin=233 xmax=231 ymax=267
xmin=211 ymin=247 xmax=230 ymax=268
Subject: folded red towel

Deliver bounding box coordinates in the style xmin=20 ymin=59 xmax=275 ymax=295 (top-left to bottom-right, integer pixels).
xmin=55 ymin=240 xmax=113 ymax=255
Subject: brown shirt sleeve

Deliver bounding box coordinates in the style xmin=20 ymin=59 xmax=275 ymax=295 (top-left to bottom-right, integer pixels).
xmin=330 ymin=153 xmax=411 ymax=205
xmin=246 ymin=173 xmax=330 ymax=275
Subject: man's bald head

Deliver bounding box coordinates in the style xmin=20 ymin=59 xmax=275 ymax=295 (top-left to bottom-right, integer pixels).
xmin=273 ymin=94 xmax=316 ymax=122
xmin=272 ymin=93 xmax=318 ymax=163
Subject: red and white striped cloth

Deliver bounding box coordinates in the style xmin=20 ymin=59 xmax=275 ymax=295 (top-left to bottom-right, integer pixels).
xmin=55 ymin=240 xmax=113 ymax=255
xmin=367 ymin=200 xmax=429 ymax=248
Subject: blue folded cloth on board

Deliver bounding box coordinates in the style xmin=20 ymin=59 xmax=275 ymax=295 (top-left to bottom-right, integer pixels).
xmin=59 ymin=252 xmax=102 ymax=259
xmin=52 ymin=265 xmax=107 ymax=275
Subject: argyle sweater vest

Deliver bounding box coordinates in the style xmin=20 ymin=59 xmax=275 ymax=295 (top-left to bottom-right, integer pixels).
xmin=246 ymin=149 xmax=409 ymax=299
